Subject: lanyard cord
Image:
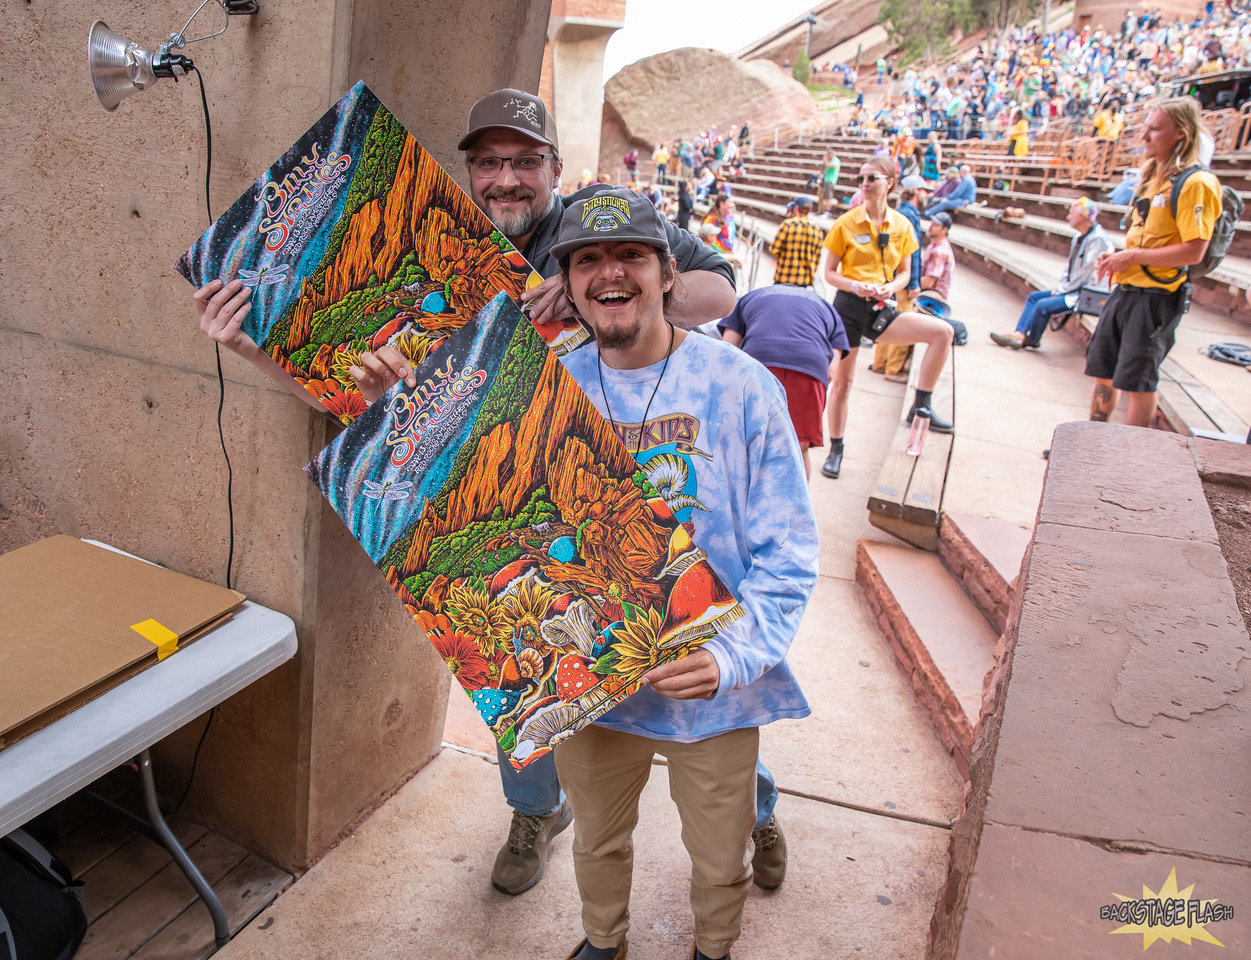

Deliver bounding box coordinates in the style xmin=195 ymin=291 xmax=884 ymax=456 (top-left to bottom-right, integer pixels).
xmin=597 ymin=321 xmax=675 ymax=460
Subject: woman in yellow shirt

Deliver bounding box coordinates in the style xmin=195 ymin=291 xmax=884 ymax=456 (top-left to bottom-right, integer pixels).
xmin=1007 ymin=107 xmax=1030 ymax=156
xmin=819 ymin=156 xmax=956 ymax=479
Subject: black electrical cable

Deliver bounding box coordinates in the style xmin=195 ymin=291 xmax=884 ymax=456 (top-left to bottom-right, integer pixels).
xmin=190 ymin=64 xmax=234 ymax=593
xmin=175 ymin=65 xmax=225 ymax=813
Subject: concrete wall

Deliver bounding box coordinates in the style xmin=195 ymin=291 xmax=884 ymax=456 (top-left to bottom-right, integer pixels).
xmin=544 ymin=0 xmax=625 ymax=188
xmin=1 ymin=0 xmax=550 ymax=872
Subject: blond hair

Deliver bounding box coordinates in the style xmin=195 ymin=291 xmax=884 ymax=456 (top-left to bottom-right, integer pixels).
xmin=1140 ymin=97 xmax=1206 ymax=191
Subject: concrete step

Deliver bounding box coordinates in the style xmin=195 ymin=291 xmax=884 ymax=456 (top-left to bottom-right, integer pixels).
xmin=856 ymin=539 xmax=1000 ymax=778
xmin=938 ymin=512 xmax=1032 ymax=635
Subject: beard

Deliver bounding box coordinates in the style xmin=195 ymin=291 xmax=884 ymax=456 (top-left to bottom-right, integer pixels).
xmin=482 ymin=184 xmax=556 ymax=242
xmin=583 ymin=278 xmax=646 ymax=351
xmin=594 ymin=316 xmax=645 ymax=351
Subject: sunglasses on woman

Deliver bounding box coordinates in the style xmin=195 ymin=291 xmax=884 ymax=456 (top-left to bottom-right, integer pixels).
xmin=858 ymin=174 xmax=887 ymax=183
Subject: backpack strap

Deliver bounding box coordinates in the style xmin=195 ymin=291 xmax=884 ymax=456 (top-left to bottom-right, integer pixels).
xmin=1142 ymin=164 xmax=1207 ymax=285
xmin=1167 ymin=164 xmax=1205 ymax=219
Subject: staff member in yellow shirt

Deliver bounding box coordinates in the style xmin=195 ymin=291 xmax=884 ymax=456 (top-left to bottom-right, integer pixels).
xmin=1088 ymin=97 xmax=1221 ymax=428
xmin=819 ymin=156 xmax=955 ymax=480
xmin=1006 ymin=107 xmax=1030 ymax=156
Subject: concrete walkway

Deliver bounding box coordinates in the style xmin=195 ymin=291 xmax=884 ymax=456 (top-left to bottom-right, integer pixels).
xmin=213 ymin=249 xmax=1247 ymax=958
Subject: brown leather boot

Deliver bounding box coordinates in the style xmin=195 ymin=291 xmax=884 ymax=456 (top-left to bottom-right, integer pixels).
xmin=491 ymin=800 xmax=572 ymax=895
xmin=751 ymin=813 xmax=787 ymax=889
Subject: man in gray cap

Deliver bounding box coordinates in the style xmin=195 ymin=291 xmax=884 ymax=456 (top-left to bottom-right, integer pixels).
xmin=458 ymin=90 xmax=745 ymax=900
xmin=547 ymin=185 xmax=817 ymax=960
xmin=458 ymin=89 xmax=736 ymax=333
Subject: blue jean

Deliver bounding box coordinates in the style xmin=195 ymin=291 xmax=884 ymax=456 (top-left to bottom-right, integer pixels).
xmin=1015 ymin=289 xmax=1072 ymax=343
xmin=923 ymin=198 xmax=967 ymax=218
xmin=499 ymin=743 xmax=779 ymax=831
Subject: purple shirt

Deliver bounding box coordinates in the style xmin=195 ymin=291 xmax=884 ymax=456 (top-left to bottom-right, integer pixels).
xmin=718 ymin=285 xmax=850 ymax=387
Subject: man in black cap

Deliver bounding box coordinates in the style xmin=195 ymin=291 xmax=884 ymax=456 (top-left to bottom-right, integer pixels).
xmin=547 ymin=185 xmax=817 ymax=960
xmin=458 ymin=90 xmax=749 ymax=900
xmin=458 ymin=89 xmax=736 ymax=333
xmin=768 ymin=196 xmax=824 ymax=287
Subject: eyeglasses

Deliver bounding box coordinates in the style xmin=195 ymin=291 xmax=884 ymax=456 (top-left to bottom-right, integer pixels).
xmin=858 ymin=174 xmax=887 ymax=183
xmin=466 ymin=153 xmax=555 ymax=176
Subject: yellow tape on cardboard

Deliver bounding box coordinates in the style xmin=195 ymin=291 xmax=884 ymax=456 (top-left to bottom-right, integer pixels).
xmin=131 ymin=618 xmax=180 ymax=661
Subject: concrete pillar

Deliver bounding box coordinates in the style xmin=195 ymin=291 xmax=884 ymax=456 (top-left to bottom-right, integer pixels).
xmin=1 ymin=0 xmax=550 ymax=872
xmin=545 ymin=0 xmax=626 ymax=186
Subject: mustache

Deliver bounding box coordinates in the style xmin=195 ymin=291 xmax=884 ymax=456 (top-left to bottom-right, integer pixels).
xmin=483 ymin=186 xmax=536 ymax=202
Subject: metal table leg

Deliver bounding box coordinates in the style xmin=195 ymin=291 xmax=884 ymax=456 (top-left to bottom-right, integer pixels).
xmin=136 ymin=749 xmax=231 ymax=946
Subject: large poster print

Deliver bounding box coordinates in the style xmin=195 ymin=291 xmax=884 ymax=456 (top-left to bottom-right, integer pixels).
xmin=306 ymin=295 xmax=745 ymax=767
xmin=175 ymin=81 xmax=530 ymax=423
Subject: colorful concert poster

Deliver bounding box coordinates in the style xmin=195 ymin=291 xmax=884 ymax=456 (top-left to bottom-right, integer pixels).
xmin=175 ymin=81 xmax=531 ymax=424
xmin=306 ymin=294 xmax=745 ymax=768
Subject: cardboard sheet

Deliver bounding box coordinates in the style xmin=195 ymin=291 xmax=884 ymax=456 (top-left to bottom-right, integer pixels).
xmin=0 ymin=536 xmax=245 ymax=745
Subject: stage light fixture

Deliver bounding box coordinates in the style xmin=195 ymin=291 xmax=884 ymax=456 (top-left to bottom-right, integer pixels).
xmin=89 ymin=0 xmax=258 ymax=111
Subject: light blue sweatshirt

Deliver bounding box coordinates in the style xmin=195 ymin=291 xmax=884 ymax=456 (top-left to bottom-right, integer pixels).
xmin=559 ymin=332 xmax=818 ymax=742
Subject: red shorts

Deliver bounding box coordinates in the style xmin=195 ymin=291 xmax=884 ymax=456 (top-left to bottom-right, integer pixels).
xmin=767 ymin=366 xmax=826 ymax=448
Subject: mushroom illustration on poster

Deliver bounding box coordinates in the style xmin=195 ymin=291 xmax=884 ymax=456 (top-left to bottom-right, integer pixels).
xmin=305 ymin=293 xmax=744 ymax=768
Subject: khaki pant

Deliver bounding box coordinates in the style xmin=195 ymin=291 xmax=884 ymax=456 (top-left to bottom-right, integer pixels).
xmin=554 ymin=725 xmax=759 ymax=958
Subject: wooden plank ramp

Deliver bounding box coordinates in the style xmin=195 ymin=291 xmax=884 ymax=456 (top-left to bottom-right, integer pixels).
xmin=37 ymin=779 xmax=292 ymax=960
xmin=867 ymin=341 xmax=956 ymax=551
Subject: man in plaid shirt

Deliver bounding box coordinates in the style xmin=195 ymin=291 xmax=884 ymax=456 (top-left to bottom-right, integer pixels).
xmin=769 ymin=197 xmax=825 ymax=286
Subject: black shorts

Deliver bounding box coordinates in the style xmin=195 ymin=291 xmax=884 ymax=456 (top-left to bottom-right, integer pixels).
xmin=833 ymin=290 xmax=896 ymax=346
xmin=1084 ymin=285 xmax=1184 ymax=392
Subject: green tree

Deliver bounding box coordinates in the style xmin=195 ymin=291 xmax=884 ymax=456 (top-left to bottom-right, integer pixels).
xmin=877 ymin=0 xmax=977 ymax=64
xmin=967 ymin=0 xmax=1041 ymax=45
xmin=792 ymin=48 xmax=812 ymax=85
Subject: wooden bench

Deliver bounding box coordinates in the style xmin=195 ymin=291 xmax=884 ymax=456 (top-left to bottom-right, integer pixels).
xmin=867 ymin=343 xmax=956 ymax=552
xmin=959 ymin=154 xmax=1063 ymax=194
xmin=946 ymin=225 xmax=1250 ymax=442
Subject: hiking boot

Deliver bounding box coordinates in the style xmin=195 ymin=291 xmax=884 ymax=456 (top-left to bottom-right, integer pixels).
xmin=492 ymin=801 xmax=572 ymax=895
xmin=989 ymin=331 xmax=1026 ymax=349
xmin=821 ymin=445 xmax=844 ymax=479
xmin=907 ymin=403 xmax=954 ymax=434
xmin=751 ymin=814 xmax=787 ymax=889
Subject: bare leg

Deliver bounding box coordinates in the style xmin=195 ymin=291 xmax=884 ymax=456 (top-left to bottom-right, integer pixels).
xmin=800 ymin=445 xmax=812 ymax=481
xmin=1124 ymin=390 xmax=1159 ymax=427
xmin=826 ymin=346 xmax=859 ymax=440
xmin=1090 ymin=378 xmax=1119 ymax=421
xmin=875 ymin=311 xmax=951 ymax=392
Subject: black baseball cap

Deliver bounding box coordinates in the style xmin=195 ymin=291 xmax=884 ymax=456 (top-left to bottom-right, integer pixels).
xmin=930 ymin=212 xmax=953 ymax=229
xmin=550 ymin=186 xmax=671 ymax=263
xmin=458 ymin=88 xmax=560 ymax=153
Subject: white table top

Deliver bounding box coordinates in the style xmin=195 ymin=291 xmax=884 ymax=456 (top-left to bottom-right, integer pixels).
xmin=0 ymin=599 xmax=297 ymax=835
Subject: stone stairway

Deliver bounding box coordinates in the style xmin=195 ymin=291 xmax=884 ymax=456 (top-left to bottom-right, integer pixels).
xmin=856 ymin=513 xmax=1029 ymax=778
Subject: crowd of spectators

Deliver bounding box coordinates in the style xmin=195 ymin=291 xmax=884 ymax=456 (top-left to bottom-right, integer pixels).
xmin=845 ymin=2 xmax=1251 ymax=149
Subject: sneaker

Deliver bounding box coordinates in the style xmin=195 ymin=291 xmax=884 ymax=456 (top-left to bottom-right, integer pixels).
xmin=908 ymin=403 xmax=954 ymax=434
xmin=492 ymin=801 xmax=572 ymax=895
xmin=751 ymin=814 xmax=787 ymax=889
xmin=821 ymin=445 xmax=844 ymax=479
xmin=989 ymin=331 xmax=1026 ymax=349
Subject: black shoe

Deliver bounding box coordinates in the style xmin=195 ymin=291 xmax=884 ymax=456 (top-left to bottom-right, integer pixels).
xmin=908 ymin=404 xmax=954 ymax=434
xmin=821 ymin=445 xmax=843 ymax=478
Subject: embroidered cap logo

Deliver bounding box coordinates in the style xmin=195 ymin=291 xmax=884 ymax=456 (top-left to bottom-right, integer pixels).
xmin=580 ymin=194 xmax=632 ymax=232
